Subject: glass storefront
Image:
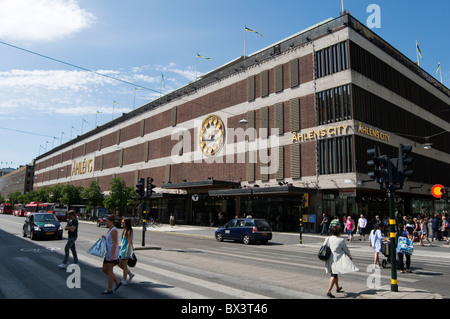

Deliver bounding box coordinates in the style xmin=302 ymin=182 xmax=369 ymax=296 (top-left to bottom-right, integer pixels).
xmin=240 ymin=196 xmax=307 ymax=232
xmin=149 ymin=191 xmax=450 ymax=233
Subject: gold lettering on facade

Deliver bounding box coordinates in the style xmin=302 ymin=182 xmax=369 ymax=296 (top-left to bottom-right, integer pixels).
xmin=71 ymin=157 xmax=94 ymax=176
xmin=292 ymin=124 xmax=349 ymax=143
xmin=357 ymin=122 xmax=390 ymax=142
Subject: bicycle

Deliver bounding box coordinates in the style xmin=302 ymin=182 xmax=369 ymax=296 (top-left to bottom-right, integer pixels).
xmin=148 ymin=218 xmax=162 ymax=227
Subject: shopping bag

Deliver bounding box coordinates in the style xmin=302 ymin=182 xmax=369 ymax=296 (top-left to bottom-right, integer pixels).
xmin=87 ymin=237 xmax=106 ymax=258
xmin=397 ymin=236 xmax=414 ymax=255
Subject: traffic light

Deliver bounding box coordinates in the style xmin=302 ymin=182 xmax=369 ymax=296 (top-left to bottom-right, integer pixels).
xmin=146 ymin=177 xmax=155 ymax=199
xmin=367 ymin=146 xmax=381 ymax=181
xmin=397 ymin=144 xmax=413 ymax=187
xmin=441 ymin=188 xmax=449 ymax=202
xmin=136 ymin=178 xmax=145 ymax=199
xmin=367 ymin=146 xmax=390 ymax=188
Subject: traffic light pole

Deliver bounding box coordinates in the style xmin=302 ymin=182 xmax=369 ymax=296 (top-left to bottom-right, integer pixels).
xmin=142 ymin=199 xmax=146 ymax=247
xmin=387 ymin=184 xmax=398 ymax=292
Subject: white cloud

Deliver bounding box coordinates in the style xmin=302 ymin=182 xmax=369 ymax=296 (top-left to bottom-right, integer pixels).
xmin=0 ymin=69 xmax=113 ymax=90
xmin=0 ymin=0 xmax=96 ymax=42
xmin=0 ymin=62 xmax=199 ymax=119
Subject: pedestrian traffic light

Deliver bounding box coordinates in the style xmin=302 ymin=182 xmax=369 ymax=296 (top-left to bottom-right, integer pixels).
xmin=397 ymin=144 xmax=413 ymax=187
xmin=146 ymin=177 xmax=155 ymax=199
xmin=136 ymin=178 xmax=145 ymax=199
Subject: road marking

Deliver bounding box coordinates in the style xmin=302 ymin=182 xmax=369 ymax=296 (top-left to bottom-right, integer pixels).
xmin=195 ymin=248 xmax=419 ymax=283
xmin=20 ymin=248 xmax=44 ymax=252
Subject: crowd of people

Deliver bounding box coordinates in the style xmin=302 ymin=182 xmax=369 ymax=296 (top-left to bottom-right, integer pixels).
xmin=321 ymin=212 xmax=450 ymax=245
xmin=321 ymin=211 xmax=449 ymax=297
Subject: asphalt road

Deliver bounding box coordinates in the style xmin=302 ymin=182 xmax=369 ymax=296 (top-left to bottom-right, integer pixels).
xmin=0 ymin=214 xmax=448 ymax=303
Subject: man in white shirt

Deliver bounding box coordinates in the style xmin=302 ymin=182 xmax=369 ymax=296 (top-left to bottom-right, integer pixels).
xmin=357 ymin=214 xmax=368 ymax=241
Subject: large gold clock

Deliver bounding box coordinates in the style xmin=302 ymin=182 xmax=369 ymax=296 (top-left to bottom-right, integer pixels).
xmin=200 ymin=114 xmax=225 ymax=156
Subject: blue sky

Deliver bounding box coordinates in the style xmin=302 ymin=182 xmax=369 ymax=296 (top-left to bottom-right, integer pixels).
xmin=0 ymin=0 xmax=448 ymax=169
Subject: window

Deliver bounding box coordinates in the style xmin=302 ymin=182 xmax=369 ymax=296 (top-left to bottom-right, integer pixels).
xmin=319 ymin=136 xmax=353 ymax=175
xmin=317 ymin=84 xmax=351 ymax=125
xmin=316 ymin=41 xmax=349 ymax=79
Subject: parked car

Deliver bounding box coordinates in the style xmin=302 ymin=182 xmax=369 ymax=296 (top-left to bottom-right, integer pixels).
xmin=215 ymin=218 xmax=272 ymax=244
xmin=97 ymin=215 xmax=122 ymax=228
xmin=22 ymin=213 xmax=63 ymax=240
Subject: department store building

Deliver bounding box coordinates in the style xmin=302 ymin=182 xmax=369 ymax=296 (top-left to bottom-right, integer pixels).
xmin=34 ymin=14 xmax=450 ymax=231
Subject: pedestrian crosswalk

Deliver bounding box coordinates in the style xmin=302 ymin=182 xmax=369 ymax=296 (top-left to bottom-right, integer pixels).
xmin=1 ymin=243 xmax=303 ymax=299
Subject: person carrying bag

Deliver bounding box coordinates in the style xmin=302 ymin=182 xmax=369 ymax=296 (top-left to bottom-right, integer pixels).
xmin=118 ymin=218 xmax=135 ymax=285
xmin=323 ymin=226 xmax=359 ymax=298
xmin=87 ymin=237 xmax=106 ymax=258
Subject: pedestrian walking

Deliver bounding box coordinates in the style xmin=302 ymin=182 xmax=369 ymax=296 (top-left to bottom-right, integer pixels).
xmin=412 ymin=217 xmax=420 ymax=243
xmin=405 ymin=219 xmax=415 ymax=240
xmin=431 ymin=214 xmax=440 ymax=241
xmin=58 ymin=210 xmax=78 ymax=269
xmin=345 ymin=216 xmax=355 ymax=242
xmin=320 ymin=213 xmax=329 ymax=235
xmin=323 ymin=226 xmax=359 ymax=298
xmin=420 ymin=218 xmax=431 ymax=246
xmin=369 ymin=224 xmax=383 ymax=267
xmin=170 ymin=213 xmax=175 ymax=227
xmin=329 ymin=215 xmax=341 ymax=231
xmin=101 ymin=215 xmax=121 ymax=294
xmin=357 ymin=214 xmax=367 ymax=241
xmin=441 ymin=216 xmax=449 ymax=244
xmin=397 ymin=225 xmax=412 ymax=273
xmin=118 ymin=218 xmax=135 ymax=285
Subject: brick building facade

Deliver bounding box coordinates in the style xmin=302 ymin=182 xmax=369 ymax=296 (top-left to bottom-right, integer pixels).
xmin=34 ymin=14 xmax=450 ymax=231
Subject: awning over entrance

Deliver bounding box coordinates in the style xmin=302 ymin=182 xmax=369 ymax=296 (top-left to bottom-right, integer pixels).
xmin=208 ymin=185 xmax=316 ymax=197
xmin=161 ymin=179 xmax=240 ymax=191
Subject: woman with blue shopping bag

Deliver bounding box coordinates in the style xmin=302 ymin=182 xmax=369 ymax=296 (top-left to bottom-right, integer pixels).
xmin=397 ymin=224 xmax=413 ymax=273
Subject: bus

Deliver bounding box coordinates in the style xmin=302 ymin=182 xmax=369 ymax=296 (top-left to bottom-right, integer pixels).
xmin=53 ymin=204 xmax=69 ymax=221
xmin=23 ymin=202 xmax=47 ymax=217
xmin=13 ymin=204 xmax=25 ymax=216
xmin=39 ymin=203 xmax=55 ymax=214
xmin=0 ymin=203 xmax=13 ymax=214
xmin=23 ymin=202 xmax=68 ymax=220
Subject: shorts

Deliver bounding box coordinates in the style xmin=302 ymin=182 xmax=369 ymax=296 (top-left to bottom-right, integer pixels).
xmin=103 ymin=258 xmax=119 ymax=266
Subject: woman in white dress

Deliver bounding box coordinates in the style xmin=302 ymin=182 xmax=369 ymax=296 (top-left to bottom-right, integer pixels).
xmin=369 ymin=224 xmax=384 ymax=267
xmin=324 ymin=226 xmax=359 ymax=298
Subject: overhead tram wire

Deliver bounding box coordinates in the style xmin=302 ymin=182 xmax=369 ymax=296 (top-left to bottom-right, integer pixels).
xmin=0 ymin=126 xmax=60 ymax=139
xmin=0 ymin=40 xmax=160 ymax=95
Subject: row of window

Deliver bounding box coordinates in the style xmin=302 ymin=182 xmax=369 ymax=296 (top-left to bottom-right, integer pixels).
xmin=350 ymin=41 xmax=450 ymax=124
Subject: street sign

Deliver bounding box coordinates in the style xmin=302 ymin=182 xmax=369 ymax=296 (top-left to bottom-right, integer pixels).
xmin=192 ymin=194 xmax=199 ymax=202
xmin=432 ymin=184 xmax=444 ymax=198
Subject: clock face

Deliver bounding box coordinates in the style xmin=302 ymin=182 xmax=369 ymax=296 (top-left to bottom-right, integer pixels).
xmin=200 ymin=114 xmax=226 ymax=156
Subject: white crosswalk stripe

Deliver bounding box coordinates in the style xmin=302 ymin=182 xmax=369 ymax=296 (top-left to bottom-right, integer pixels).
xmin=0 ymin=245 xmax=277 ymax=299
